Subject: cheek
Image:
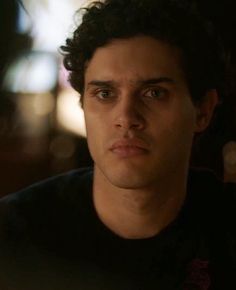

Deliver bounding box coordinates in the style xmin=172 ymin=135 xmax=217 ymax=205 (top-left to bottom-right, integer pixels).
xmin=84 ymin=114 xmax=97 ymax=149
xmin=84 ymin=112 xmax=107 ymax=159
xmin=154 ymin=104 xmax=196 ymax=145
xmin=172 ymin=99 xmax=197 ymax=130
xmin=85 ymin=113 xmax=106 ymax=138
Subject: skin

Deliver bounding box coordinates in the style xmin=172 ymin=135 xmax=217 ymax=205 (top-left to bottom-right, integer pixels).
xmin=83 ymin=36 xmax=218 ymax=239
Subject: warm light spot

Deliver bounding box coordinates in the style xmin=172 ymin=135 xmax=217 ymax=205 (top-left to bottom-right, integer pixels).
xmin=33 ymin=93 xmax=55 ymax=116
xmin=17 ymin=93 xmax=54 ymax=136
xmin=57 ymin=88 xmax=86 ymax=136
xmin=223 ymin=141 xmax=236 ymax=182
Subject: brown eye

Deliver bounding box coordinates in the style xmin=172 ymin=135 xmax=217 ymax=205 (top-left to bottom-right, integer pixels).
xmin=144 ymin=88 xmax=168 ymax=99
xmin=96 ymin=90 xmax=115 ymax=101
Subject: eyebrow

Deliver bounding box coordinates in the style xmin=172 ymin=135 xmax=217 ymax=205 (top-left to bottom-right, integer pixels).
xmin=86 ymin=77 xmax=175 ymax=89
xmin=137 ymin=77 xmax=175 ymax=85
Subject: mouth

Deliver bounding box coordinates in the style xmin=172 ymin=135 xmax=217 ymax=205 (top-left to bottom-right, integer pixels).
xmin=109 ymin=139 xmax=149 ymax=158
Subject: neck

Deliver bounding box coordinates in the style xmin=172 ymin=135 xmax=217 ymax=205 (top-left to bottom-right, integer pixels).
xmin=93 ymin=167 xmax=188 ymax=239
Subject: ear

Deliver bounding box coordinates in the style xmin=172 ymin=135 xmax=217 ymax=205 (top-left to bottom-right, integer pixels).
xmin=194 ymin=89 xmax=219 ymax=133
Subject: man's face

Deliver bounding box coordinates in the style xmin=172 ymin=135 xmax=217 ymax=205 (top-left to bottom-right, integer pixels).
xmin=83 ymin=36 xmax=201 ymax=190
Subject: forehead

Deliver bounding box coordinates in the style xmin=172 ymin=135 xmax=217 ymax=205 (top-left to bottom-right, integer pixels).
xmin=84 ymin=36 xmax=186 ymax=86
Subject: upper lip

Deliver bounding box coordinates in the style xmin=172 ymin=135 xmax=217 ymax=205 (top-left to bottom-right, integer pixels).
xmin=109 ymin=138 xmax=149 ymax=151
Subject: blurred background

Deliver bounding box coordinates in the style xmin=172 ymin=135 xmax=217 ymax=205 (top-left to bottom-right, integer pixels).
xmin=0 ymin=0 xmax=236 ymax=197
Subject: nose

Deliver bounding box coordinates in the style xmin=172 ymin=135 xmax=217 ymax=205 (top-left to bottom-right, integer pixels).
xmin=114 ymin=96 xmax=146 ymax=130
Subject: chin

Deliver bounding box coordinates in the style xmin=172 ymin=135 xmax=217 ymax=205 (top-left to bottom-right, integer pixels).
xmin=106 ymin=170 xmax=155 ymax=190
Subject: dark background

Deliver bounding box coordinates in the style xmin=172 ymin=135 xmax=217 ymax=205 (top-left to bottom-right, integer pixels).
xmin=0 ymin=0 xmax=236 ymax=196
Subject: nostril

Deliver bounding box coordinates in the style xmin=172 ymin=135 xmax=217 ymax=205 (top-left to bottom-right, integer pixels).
xmin=115 ymin=115 xmax=145 ymax=130
xmin=113 ymin=97 xmax=146 ymax=130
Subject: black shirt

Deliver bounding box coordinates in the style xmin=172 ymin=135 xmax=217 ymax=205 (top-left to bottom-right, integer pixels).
xmin=0 ymin=167 xmax=235 ymax=290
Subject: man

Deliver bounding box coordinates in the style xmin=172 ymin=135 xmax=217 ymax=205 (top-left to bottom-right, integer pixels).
xmin=0 ymin=0 xmax=235 ymax=289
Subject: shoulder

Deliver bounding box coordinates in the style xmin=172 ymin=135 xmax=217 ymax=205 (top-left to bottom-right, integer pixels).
xmin=0 ymin=167 xmax=93 ymax=204
xmin=223 ymin=182 xmax=236 ymax=203
xmin=188 ymin=168 xmax=236 ymax=265
xmin=0 ymin=167 xmax=94 ymax=247
xmin=188 ymin=167 xmax=223 ymax=191
xmin=188 ymin=167 xmax=236 ymax=227
xmin=189 ymin=167 xmax=236 ymax=240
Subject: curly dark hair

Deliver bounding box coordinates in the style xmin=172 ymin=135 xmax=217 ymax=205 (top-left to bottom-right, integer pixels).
xmin=61 ymin=0 xmax=228 ymax=105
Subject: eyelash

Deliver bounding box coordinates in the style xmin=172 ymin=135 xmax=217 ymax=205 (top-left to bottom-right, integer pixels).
xmin=92 ymin=88 xmax=116 ymax=102
xmin=91 ymin=87 xmax=169 ymax=102
xmin=94 ymin=89 xmax=115 ymax=101
xmin=143 ymin=87 xmax=169 ymax=99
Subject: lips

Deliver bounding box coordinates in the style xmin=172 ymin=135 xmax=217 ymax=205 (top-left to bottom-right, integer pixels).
xmin=109 ymin=139 xmax=149 ymax=158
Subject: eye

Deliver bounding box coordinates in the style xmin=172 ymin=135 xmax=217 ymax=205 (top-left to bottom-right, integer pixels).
xmin=95 ymin=89 xmax=115 ymax=101
xmin=143 ymin=87 xmax=169 ymax=99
